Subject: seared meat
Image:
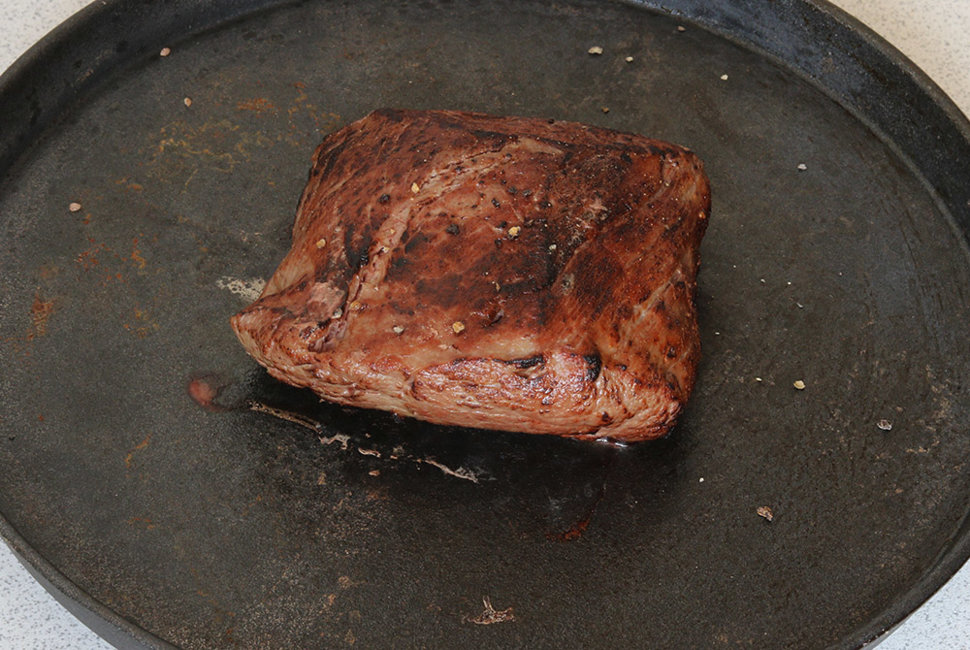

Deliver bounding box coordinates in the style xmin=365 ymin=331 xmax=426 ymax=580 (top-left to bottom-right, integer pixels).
xmin=231 ymin=109 xmax=710 ymax=442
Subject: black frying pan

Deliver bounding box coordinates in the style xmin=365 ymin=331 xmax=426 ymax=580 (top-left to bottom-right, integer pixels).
xmin=1 ymin=1 xmax=969 ymax=648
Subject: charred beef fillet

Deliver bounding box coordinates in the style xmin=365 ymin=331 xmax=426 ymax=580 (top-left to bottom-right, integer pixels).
xmin=231 ymin=109 xmax=710 ymax=443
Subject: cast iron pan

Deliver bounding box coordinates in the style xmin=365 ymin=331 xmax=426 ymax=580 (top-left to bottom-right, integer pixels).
xmin=2 ymin=0 xmax=969 ymax=648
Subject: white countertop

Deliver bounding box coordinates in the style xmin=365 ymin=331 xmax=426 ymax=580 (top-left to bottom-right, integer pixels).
xmin=1 ymin=1 xmax=968 ymax=648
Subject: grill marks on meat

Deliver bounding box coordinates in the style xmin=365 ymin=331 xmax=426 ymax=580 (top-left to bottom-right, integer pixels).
xmin=231 ymin=109 xmax=710 ymax=442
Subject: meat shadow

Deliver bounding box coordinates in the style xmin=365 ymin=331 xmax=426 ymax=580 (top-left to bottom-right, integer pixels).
xmin=215 ymin=367 xmax=694 ymax=541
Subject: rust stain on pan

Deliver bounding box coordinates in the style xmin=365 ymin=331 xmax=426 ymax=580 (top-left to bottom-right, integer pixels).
xmin=124 ymin=434 xmax=153 ymax=470
xmin=236 ymin=97 xmax=277 ymax=113
xmin=27 ymin=293 xmax=55 ymax=340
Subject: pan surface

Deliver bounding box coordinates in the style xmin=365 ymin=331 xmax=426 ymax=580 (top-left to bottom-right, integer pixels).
xmin=1 ymin=0 xmax=969 ymax=648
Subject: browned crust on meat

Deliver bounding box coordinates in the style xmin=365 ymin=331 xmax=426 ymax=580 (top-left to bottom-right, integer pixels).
xmin=231 ymin=109 xmax=710 ymax=442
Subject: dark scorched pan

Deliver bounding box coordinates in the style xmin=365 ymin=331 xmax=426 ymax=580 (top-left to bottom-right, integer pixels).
xmin=1 ymin=0 xmax=969 ymax=648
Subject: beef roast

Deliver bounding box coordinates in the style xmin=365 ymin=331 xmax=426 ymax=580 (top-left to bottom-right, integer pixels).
xmin=231 ymin=109 xmax=710 ymax=443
